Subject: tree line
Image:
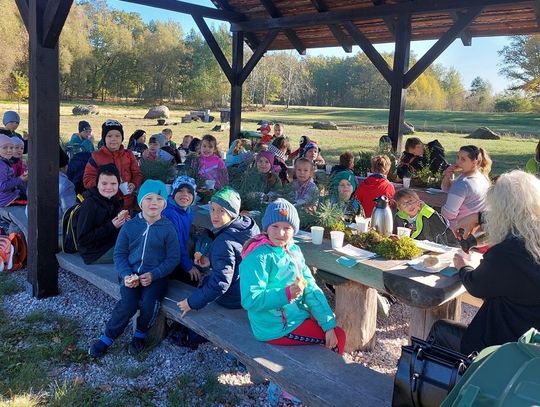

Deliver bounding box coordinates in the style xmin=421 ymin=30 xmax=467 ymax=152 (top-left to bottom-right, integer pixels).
xmin=0 ymin=0 xmax=537 ymax=113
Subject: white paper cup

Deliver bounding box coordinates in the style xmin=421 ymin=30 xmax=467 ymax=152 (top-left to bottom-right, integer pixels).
xmin=356 ymin=218 xmax=370 ymax=233
xmin=178 ymin=150 xmax=187 ymax=162
xmin=205 ymin=179 xmax=216 ymax=190
xmin=402 ymin=177 xmax=411 ymax=188
xmin=119 ymin=182 xmax=130 ymax=195
xmin=397 ymin=227 xmax=412 ymax=238
xmin=330 ymin=231 xmax=345 ymax=249
xmin=311 ymin=226 xmax=324 ymax=245
xmin=325 ymin=164 xmax=332 ymax=175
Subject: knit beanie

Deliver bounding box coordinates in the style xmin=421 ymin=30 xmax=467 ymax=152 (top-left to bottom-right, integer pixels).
xmin=331 ymin=170 xmax=358 ymax=194
xmin=101 ymin=119 xmax=124 ymax=143
xmin=171 ymin=175 xmax=197 ymax=203
xmin=59 ymin=147 xmax=69 ymax=168
xmin=137 ymin=179 xmax=168 ymax=207
xmin=79 ymin=120 xmax=91 ymax=133
xmin=262 ymin=198 xmax=299 ymax=234
xmin=211 ymin=187 xmax=241 ymax=218
xmin=257 ymin=151 xmax=274 ymax=166
xmin=96 ymin=163 xmax=121 ymax=184
xmin=3 ymin=111 xmax=20 ymax=125
xmin=303 ymin=142 xmax=319 ymax=155
xmin=0 ymin=134 xmax=14 ymax=147
xmin=11 ymin=136 xmax=24 ymax=147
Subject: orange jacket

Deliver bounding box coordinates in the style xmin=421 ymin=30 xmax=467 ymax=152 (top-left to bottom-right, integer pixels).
xmin=83 ymin=146 xmax=142 ymax=209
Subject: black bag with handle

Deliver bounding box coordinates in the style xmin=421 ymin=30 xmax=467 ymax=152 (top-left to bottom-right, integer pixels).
xmin=392 ymin=336 xmax=475 ymax=407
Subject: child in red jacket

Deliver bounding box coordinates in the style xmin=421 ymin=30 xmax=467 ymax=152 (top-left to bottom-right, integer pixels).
xmin=355 ymin=155 xmax=395 ymax=217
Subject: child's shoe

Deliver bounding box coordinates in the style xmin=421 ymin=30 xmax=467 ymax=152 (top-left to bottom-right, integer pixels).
xmin=128 ymin=337 xmax=145 ymax=356
xmin=88 ymin=339 xmax=110 ymax=358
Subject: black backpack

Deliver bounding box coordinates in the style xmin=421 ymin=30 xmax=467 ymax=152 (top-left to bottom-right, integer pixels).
xmin=67 ymin=152 xmax=95 ymax=195
xmin=61 ymin=203 xmax=82 ymax=253
xmin=426 ymin=140 xmax=449 ymax=174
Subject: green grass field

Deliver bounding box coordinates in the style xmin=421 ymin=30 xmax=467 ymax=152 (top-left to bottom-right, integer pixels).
xmin=0 ymin=101 xmax=535 ymax=175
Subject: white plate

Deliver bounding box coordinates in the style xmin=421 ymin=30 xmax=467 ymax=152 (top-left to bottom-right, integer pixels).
xmin=408 ymin=255 xmax=452 ymax=273
xmin=335 ymin=244 xmax=376 ymax=260
xmin=415 ymin=240 xmax=453 ymax=254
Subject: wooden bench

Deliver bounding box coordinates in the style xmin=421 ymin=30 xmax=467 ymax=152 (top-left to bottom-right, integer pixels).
xmin=56 ymin=252 xmax=394 ymax=406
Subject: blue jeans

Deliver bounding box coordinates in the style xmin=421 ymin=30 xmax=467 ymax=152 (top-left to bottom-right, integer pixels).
xmin=104 ymin=278 xmax=168 ymax=339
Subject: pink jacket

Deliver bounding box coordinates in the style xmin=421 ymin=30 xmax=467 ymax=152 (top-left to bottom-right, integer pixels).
xmin=196 ymin=154 xmax=229 ymax=189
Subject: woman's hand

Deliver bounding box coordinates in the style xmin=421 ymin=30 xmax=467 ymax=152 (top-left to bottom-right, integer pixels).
xmin=453 ymin=253 xmax=472 ymax=270
xmin=139 ymin=272 xmax=153 ymax=286
xmin=444 ymin=165 xmax=457 ymax=178
xmin=188 ymin=266 xmax=201 ymax=282
xmin=325 ymin=328 xmax=338 ymax=350
xmin=178 ymin=299 xmax=191 ymax=317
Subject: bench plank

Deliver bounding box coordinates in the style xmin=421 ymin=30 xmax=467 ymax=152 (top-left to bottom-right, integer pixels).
xmin=57 ymin=252 xmax=394 ymax=406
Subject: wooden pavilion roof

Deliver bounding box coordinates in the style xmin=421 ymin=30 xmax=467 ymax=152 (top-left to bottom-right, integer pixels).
xmin=211 ymin=0 xmax=539 ymax=52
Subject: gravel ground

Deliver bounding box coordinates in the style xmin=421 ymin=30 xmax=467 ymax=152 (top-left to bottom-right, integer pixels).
xmin=2 ymin=269 xmax=479 ymax=406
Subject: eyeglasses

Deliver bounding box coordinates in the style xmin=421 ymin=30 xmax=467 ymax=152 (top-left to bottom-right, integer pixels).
xmin=398 ymin=199 xmax=418 ymax=209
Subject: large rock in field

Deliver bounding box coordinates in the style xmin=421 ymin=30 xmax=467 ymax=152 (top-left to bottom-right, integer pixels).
xmin=144 ymin=105 xmax=170 ymax=119
xmin=313 ymin=121 xmax=338 ymax=130
xmin=466 ymin=127 xmax=500 ymax=140
xmin=72 ymin=105 xmax=100 ymax=116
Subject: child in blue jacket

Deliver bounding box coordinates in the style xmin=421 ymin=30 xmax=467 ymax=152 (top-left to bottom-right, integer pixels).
xmin=89 ymin=180 xmax=180 ymax=357
xmin=240 ymin=199 xmax=346 ymax=354
xmin=177 ymin=187 xmax=259 ymax=315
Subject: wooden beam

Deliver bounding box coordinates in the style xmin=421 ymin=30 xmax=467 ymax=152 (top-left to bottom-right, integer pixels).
xmin=259 ymin=0 xmax=306 ymax=55
xmin=229 ymin=31 xmax=244 ymax=145
xmin=388 ymin=14 xmax=411 ymax=153
xmin=192 ymin=15 xmax=232 ymax=84
xmin=231 ymin=0 xmax=522 ymax=32
xmin=404 ymin=7 xmax=482 ymax=88
xmin=27 ymin=0 xmax=61 ymax=298
xmin=533 ymin=0 xmax=540 ymax=29
xmin=450 ymin=11 xmax=472 ymax=46
xmin=238 ymin=29 xmax=280 ymax=84
xmin=310 ymin=0 xmax=353 ymax=53
xmin=15 ymin=0 xmax=29 ymax=30
xmin=343 ymin=22 xmax=392 ymax=84
xmin=120 ymin=0 xmax=242 ymax=22
xmin=42 ymin=0 xmax=74 ymax=48
xmin=210 ymin=0 xmax=260 ymax=49
xmin=372 ymin=0 xmax=395 ymax=39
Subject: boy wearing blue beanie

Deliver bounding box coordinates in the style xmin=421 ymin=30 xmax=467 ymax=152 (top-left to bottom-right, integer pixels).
xmin=240 ymin=198 xmax=346 ymax=355
xmin=177 ymin=187 xmax=259 ymax=315
xmin=89 ymin=179 xmax=180 ymax=357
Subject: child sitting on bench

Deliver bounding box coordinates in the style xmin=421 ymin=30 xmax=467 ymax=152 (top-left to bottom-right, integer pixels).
xmin=240 ymin=199 xmax=346 ymax=355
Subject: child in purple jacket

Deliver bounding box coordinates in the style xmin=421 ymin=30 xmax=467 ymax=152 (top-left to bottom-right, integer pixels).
xmin=0 ymin=133 xmax=26 ymax=207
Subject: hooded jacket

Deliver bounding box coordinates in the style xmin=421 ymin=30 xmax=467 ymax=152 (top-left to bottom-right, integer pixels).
xmin=0 ymin=157 xmax=24 ymax=207
xmin=194 ymin=154 xmax=229 ymax=189
xmin=355 ymin=174 xmax=395 ymax=217
xmin=240 ymin=237 xmax=336 ymax=341
xmin=396 ymin=152 xmax=426 ymax=179
xmin=459 ymin=236 xmax=540 ymax=354
xmin=83 ymin=145 xmax=142 ymax=209
xmin=76 ymin=187 xmax=122 ymax=264
xmin=113 ymin=213 xmax=180 ymax=281
xmin=187 ymin=215 xmax=260 ymax=310
xmin=162 ymin=197 xmax=195 ymax=273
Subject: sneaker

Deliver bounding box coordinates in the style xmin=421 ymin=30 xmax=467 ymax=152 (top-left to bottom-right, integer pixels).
xmin=88 ymin=339 xmax=109 ymax=358
xmin=128 ymin=337 xmax=145 ymax=356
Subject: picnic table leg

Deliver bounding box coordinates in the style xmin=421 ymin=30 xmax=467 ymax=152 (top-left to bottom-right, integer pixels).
xmin=335 ymin=281 xmax=377 ymax=352
xmin=408 ymin=297 xmax=462 ymax=340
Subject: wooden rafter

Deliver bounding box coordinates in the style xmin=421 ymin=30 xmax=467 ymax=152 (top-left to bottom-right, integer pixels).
xmin=258 ymin=0 xmax=306 ymax=55
xmin=451 ymin=11 xmax=472 ymax=46
xmin=231 ymin=0 xmax=525 ymax=32
xmin=310 ymin=0 xmax=352 ymax=53
xmin=120 ymin=0 xmax=242 ymax=22
xmin=42 ymin=0 xmax=74 ymax=48
xmin=210 ymin=0 xmax=260 ymax=49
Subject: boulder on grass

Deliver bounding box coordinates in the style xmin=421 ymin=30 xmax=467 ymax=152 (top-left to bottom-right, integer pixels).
xmin=466 ymin=127 xmax=500 ymax=140
xmin=403 ymin=121 xmax=415 ymax=135
xmin=313 ymin=121 xmax=338 ymax=130
xmin=72 ymin=105 xmax=100 ymax=116
xmin=144 ymin=105 xmax=170 ymax=120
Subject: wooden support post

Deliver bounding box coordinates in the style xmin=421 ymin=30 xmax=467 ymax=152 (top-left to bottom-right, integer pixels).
xmin=27 ymin=0 xmax=64 ymax=298
xmin=387 ymin=14 xmax=411 ymax=153
xmin=229 ymin=31 xmax=244 ymax=145
xmin=335 ymin=281 xmax=377 ymax=352
xmin=408 ymin=298 xmax=462 ymax=340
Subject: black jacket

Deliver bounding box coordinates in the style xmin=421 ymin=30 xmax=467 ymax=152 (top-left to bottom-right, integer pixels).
xmin=459 ymin=236 xmax=540 ymax=354
xmin=396 ymin=152 xmax=426 ymax=179
xmin=76 ymin=187 xmax=122 ymax=264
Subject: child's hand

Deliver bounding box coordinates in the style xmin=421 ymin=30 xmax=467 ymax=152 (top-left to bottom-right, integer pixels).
xmin=139 ymin=272 xmax=153 ymax=286
xmin=112 ymin=214 xmax=128 ymax=228
xmin=127 ymin=183 xmax=136 ymax=194
xmin=177 ymin=299 xmax=191 ymax=317
xmin=188 ymin=266 xmax=201 ymax=282
xmin=195 ymin=255 xmax=210 ymax=268
xmin=325 ymin=328 xmax=338 ymax=350
xmin=288 ymin=279 xmax=305 ymax=300
xmin=124 ymin=274 xmax=139 ymax=288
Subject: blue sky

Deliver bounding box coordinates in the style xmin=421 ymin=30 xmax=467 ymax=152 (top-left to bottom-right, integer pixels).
xmin=109 ymin=0 xmax=512 ymax=92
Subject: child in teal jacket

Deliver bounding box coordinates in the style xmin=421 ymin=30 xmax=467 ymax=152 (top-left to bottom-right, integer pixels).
xmin=240 ymin=199 xmax=346 ymax=354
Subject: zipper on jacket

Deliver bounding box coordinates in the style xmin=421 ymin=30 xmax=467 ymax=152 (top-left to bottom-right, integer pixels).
xmin=137 ymin=213 xmax=151 ymax=274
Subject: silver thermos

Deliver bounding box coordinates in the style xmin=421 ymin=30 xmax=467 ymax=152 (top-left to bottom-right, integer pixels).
xmin=372 ymin=196 xmax=393 ymax=237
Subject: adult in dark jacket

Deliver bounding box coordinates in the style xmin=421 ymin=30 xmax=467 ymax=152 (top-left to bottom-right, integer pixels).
xmin=177 ymin=187 xmax=259 ymax=314
xmin=76 ymin=164 xmax=128 ymax=264
xmin=429 ymin=170 xmax=540 ymax=354
xmin=396 ymin=137 xmax=426 ymax=179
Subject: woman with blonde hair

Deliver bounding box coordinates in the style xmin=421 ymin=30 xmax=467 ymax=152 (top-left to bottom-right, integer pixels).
xmin=441 ymin=145 xmax=491 ymax=229
xmin=429 ymin=170 xmax=540 ymax=354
